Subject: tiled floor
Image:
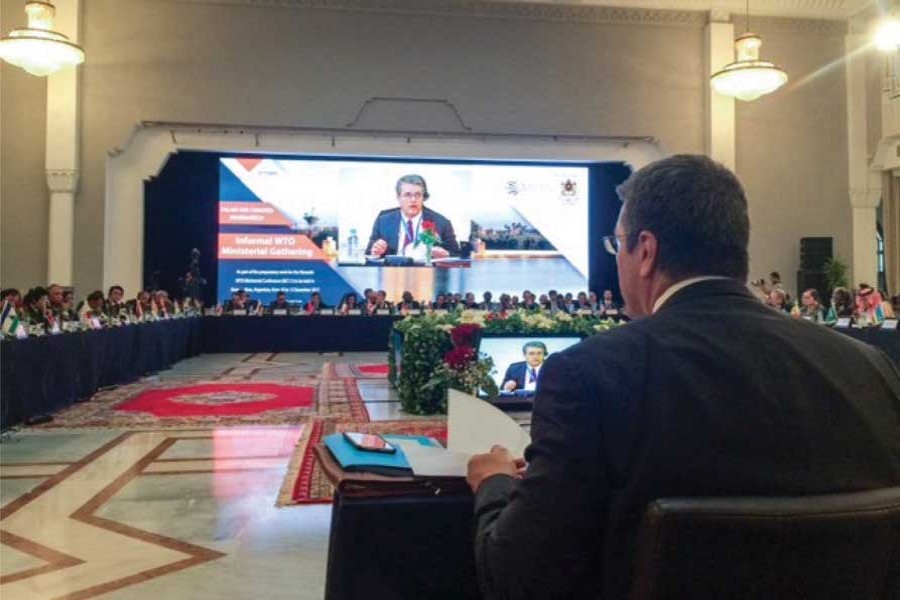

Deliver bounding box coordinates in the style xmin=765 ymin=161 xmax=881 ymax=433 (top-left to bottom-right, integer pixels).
xmin=0 ymin=352 xmax=531 ymax=599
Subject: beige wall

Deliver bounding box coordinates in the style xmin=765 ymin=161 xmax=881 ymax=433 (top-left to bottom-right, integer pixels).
xmin=737 ymin=17 xmax=850 ymax=297
xmin=77 ymin=0 xmax=705 ymax=294
xmin=1 ymin=1 xmax=863 ymax=297
xmin=1 ymin=0 xmax=49 ymax=291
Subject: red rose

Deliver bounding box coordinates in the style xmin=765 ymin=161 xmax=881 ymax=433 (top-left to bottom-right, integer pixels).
xmin=450 ymin=323 xmax=480 ymax=348
xmin=444 ymin=346 xmax=476 ymax=371
xmin=422 ymin=221 xmax=436 ymax=232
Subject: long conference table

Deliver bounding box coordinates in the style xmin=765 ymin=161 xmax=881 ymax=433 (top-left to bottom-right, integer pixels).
xmin=1 ymin=315 xmax=898 ymax=430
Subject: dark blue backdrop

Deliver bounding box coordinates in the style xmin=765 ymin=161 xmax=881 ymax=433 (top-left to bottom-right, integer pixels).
xmin=143 ymin=151 xmax=630 ymax=305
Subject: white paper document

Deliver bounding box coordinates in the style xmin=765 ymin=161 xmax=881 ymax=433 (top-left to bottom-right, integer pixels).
xmin=400 ymin=389 xmax=532 ymax=478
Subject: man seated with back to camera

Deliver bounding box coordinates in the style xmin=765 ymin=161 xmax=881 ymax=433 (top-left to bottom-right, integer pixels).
xmin=465 ymin=154 xmax=900 ymax=600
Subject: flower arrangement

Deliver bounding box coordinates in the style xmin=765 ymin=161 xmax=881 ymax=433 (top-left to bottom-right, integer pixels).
xmin=422 ymin=324 xmax=498 ymax=409
xmin=417 ymin=220 xmax=441 ymax=247
xmin=390 ymin=309 xmax=622 ymax=413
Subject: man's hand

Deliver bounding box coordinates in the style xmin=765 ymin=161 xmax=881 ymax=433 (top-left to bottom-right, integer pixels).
xmin=431 ymin=246 xmax=450 ymax=259
xmin=467 ymin=445 xmax=519 ymax=493
xmin=503 ymin=380 xmax=517 ymax=392
xmin=371 ymin=239 xmax=388 ymax=257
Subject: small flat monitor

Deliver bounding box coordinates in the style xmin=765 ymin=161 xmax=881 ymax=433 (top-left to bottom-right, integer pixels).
xmin=479 ymin=336 xmax=582 ymax=408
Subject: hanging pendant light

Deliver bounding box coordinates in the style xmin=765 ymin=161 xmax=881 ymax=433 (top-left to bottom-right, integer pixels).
xmin=0 ymin=1 xmax=85 ymax=77
xmin=710 ymin=2 xmax=787 ymax=101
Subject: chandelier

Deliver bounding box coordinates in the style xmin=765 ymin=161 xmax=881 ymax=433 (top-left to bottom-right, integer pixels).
xmin=710 ymin=4 xmax=787 ymax=102
xmin=0 ymin=1 xmax=85 ymax=77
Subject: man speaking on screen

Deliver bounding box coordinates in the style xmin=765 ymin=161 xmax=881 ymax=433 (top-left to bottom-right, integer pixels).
xmin=365 ymin=174 xmax=460 ymax=259
xmin=502 ymin=341 xmax=547 ymax=393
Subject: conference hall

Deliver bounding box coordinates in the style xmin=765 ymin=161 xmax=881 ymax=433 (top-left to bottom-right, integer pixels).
xmin=1 ymin=0 xmax=899 ymax=598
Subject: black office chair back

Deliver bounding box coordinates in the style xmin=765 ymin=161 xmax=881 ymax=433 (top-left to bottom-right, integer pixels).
xmin=630 ymin=487 xmax=900 ymax=600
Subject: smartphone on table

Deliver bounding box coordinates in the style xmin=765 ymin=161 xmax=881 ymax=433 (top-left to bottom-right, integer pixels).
xmin=343 ymin=432 xmax=397 ymax=454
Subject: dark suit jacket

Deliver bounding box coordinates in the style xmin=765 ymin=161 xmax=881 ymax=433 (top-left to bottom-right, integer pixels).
xmin=474 ymin=278 xmax=900 ymax=600
xmin=364 ymin=207 xmax=460 ymax=256
xmin=502 ymin=361 xmax=541 ymax=390
xmin=502 ymin=361 xmax=527 ymax=389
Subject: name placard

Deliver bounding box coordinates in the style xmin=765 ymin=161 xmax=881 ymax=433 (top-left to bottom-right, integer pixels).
xmin=604 ymin=309 xmax=619 ymax=316
xmin=319 ymin=308 xmax=335 ymax=315
xmin=577 ymin=308 xmax=593 ymax=316
xmin=273 ymin=309 xmax=287 ymax=316
xmin=883 ymin=319 xmax=898 ymax=331
xmin=376 ymin=309 xmax=391 ymax=316
xmin=433 ymin=309 xmax=448 ymax=315
xmin=835 ymin=317 xmax=851 ymax=328
xmin=348 ymin=308 xmax=362 ymax=316
xmin=231 ymin=309 xmax=247 ymax=316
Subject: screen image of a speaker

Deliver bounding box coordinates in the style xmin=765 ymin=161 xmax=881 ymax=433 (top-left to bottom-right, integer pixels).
xmin=800 ymin=237 xmax=833 ymax=271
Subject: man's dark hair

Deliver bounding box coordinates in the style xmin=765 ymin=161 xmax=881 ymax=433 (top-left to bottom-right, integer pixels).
xmin=803 ymin=288 xmax=820 ymax=303
xmin=87 ymin=290 xmax=104 ymax=303
xmin=769 ymin=271 xmax=781 ymax=281
xmin=395 ymin=174 xmax=430 ymax=200
xmin=522 ymin=341 xmax=548 ymax=355
xmin=277 ymin=291 xmax=286 ymax=297
xmin=616 ymin=154 xmax=750 ymax=281
xmin=483 ymin=291 xmax=493 ymax=301
xmin=1 ymin=288 xmax=19 ymax=299
xmin=25 ymin=287 xmax=48 ymax=305
xmin=108 ymin=285 xmax=124 ymax=296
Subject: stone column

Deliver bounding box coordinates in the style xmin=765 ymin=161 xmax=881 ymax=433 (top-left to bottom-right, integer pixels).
xmin=706 ymin=12 xmax=735 ymax=170
xmin=45 ymin=0 xmax=81 ymax=286
xmin=46 ymin=170 xmax=79 ymax=285
xmin=846 ymin=29 xmax=880 ymax=288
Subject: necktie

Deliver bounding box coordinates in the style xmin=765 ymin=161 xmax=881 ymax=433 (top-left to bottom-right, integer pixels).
xmin=528 ymin=368 xmax=537 ymax=384
xmin=404 ymin=219 xmax=415 ymax=250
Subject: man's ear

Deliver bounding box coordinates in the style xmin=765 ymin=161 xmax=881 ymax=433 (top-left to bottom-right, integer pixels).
xmin=637 ymin=231 xmax=659 ymax=278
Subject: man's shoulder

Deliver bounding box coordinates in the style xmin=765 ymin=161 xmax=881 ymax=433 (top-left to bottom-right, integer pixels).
xmin=375 ymin=207 xmax=401 ymax=219
xmin=422 ymin=207 xmax=450 ymax=223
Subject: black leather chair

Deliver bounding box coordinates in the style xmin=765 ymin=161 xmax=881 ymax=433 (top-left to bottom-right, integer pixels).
xmin=630 ymin=487 xmax=900 ymax=600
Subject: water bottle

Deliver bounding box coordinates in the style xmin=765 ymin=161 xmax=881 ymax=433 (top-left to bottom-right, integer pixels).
xmin=347 ymin=228 xmax=359 ymax=261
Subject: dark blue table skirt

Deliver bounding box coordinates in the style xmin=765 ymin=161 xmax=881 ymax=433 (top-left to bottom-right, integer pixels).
xmin=0 ymin=318 xmax=202 ymax=429
xmin=201 ymin=315 xmax=402 ymax=353
xmin=838 ymin=327 xmax=900 ymax=365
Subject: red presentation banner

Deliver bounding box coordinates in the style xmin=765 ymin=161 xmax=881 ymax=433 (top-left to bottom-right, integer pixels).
xmin=218 ymin=233 xmax=326 ymax=261
xmin=219 ymin=202 xmax=294 ymax=226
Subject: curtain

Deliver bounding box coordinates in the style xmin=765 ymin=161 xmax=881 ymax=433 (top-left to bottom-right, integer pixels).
xmin=883 ymin=172 xmax=900 ymax=298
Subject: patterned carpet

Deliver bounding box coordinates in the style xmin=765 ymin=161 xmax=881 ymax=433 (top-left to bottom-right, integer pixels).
xmin=32 ymin=355 xmax=373 ymax=429
xmin=277 ymin=419 xmax=448 ymax=506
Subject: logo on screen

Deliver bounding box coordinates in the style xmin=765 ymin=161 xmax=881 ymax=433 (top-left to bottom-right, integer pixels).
xmin=561 ymin=179 xmax=579 ymax=204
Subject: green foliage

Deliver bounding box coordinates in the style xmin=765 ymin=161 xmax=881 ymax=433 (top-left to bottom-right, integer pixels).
xmin=387 ymin=310 xmax=623 ymax=415
xmin=395 ymin=321 xmax=453 ymax=415
xmin=823 ymin=257 xmax=849 ymax=291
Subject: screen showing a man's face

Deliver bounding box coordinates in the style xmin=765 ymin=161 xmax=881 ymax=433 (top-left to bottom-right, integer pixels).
xmin=524 ymin=346 xmax=545 ymax=368
xmin=397 ymin=183 xmax=425 ymax=219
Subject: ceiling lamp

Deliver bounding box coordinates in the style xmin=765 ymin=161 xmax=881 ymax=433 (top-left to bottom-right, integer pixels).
xmin=874 ymin=17 xmax=900 ymax=52
xmin=710 ymin=2 xmax=787 ymax=102
xmin=0 ymin=1 xmax=84 ymax=77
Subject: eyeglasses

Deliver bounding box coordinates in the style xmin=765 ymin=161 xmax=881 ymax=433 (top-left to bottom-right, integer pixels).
xmin=400 ymin=191 xmax=424 ymax=200
xmin=602 ymin=234 xmax=631 ymax=256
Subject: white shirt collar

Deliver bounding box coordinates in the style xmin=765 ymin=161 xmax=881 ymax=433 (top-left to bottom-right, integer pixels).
xmin=651 ymin=276 xmax=730 ymax=314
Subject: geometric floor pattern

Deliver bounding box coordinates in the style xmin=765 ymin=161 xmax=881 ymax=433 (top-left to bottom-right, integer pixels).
xmin=0 ymin=352 xmax=528 ymax=599
xmin=0 ymin=352 xmax=415 ymax=599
